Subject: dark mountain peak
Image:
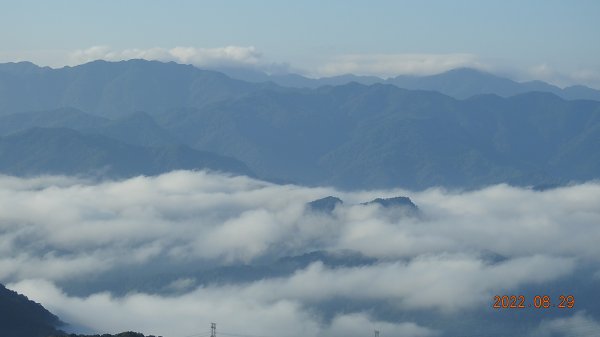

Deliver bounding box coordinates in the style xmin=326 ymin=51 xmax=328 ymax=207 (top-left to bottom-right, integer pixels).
xmin=362 ymin=196 xmax=418 ymax=210
xmin=361 ymin=197 xmax=420 ymax=218
xmin=307 ymin=196 xmax=343 ymax=213
xmin=0 ymin=283 xmax=64 ymax=337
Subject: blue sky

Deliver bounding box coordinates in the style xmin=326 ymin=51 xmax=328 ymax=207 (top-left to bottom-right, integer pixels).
xmin=1 ymin=0 xmax=599 ymax=87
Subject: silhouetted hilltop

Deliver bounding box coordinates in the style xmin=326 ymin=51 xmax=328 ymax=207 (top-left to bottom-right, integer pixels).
xmin=306 ymin=196 xmax=343 ymax=213
xmin=0 ymin=283 xmax=63 ymax=337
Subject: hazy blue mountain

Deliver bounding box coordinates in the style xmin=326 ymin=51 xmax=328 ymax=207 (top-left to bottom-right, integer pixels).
xmin=154 ymin=83 xmax=600 ymax=189
xmin=0 ymin=283 xmax=63 ymax=337
xmin=0 ymin=60 xmax=272 ymax=117
xmin=0 ymin=127 xmax=253 ymax=178
xmin=563 ymin=84 xmax=600 ymax=100
xmin=0 ymin=108 xmax=180 ymax=148
xmin=220 ymin=66 xmax=600 ymax=101
xmin=0 ymin=107 xmax=110 ymax=136
xmin=306 ymin=196 xmax=344 ymax=213
xmin=386 ymin=68 xmax=587 ymax=100
xmin=362 ymin=196 xmax=418 ymax=209
xmin=216 ymin=66 xmax=382 ymax=88
xmin=87 ymin=111 xmax=180 ymax=147
xmin=1 ymin=60 xmax=599 ymax=189
xmin=5 ymin=60 xmax=599 ymax=121
xmin=362 ymin=196 xmax=420 ymax=218
xmin=307 ymin=196 xmax=418 ymax=215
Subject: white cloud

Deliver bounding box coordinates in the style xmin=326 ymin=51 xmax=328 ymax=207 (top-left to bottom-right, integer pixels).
xmin=66 ymin=45 xmax=291 ymax=73
xmin=3 ymin=48 xmax=600 ymax=89
xmin=9 ymin=279 xmax=437 ymax=337
xmin=1 ymin=172 xmax=599 ymax=335
xmin=235 ymin=255 xmax=573 ymax=312
xmin=530 ymin=311 xmax=600 ymax=337
xmin=325 ymin=313 xmax=438 ymax=337
xmin=526 ymin=63 xmax=600 ymax=89
xmin=5 ymin=253 xmax=573 ymax=336
xmin=316 ymin=53 xmax=490 ymax=78
xmin=1 ymin=173 xmax=599 ymax=282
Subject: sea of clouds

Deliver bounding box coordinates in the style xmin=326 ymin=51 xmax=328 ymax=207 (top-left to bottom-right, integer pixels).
xmin=2 ymin=171 xmax=599 ymax=337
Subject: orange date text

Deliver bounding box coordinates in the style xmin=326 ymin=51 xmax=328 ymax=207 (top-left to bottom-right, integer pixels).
xmin=492 ymin=295 xmax=575 ymax=309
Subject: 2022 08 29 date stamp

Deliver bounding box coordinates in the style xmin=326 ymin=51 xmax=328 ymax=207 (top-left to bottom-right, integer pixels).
xmin=492 ymin=295 xmax=575 ymax=309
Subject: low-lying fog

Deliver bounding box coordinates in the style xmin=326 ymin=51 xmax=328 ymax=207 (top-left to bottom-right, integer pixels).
xmin=2 ymin=171 xmax=599 ymax=337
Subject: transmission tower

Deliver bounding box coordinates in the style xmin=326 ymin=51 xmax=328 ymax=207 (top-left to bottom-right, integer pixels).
xmin=374 ymin=330 xmax=380 ymax=337
xmin=211 ymin=323 xmax=216 ymax=337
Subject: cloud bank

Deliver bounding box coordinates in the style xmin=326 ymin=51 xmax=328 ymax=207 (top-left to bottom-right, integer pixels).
xmin=67 ymin=48 xmax=491 ymax=78
xmin=3 ymin=46 xmax=600 ymax=89
xmin=526 ymin=63 xmax=600 ymax=89
xmin=70 ymin=46 xmax=261 ymax=67
xmin=67 ymin=45 xmax=291 ymax=74
xmin=530 ymin=311 xmax=600 ymax=337
xmin=2 ymin=171 xmax=599 ymax=336
xmin=316 ymin=53 xmax=490 ymax=78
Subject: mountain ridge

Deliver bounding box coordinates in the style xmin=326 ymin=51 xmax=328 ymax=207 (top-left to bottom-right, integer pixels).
xmin=0 ymin=283 xmax=64 ymax=337
xmin=155 ymin=81 xmax=600 ymax=189
xmin=0 ymin=127 xmax=254 ymax=178
xmin=217 ymin=66 xmax=600 ymax=101
xmin=0 ymin=60 xmax=598 ymax=189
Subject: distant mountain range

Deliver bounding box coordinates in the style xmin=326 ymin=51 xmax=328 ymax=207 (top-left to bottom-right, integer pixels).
xmin=0 ymin=126 xmax=252 ymax=178
xmin=218 ymin=66 xmax=600 ymax=101
xmin=0 ymin=60 xmax=272 ymax=118
xmin=155 ymin=84 xmax=600 ymax=188
xmin=0 ymin=60 xmax=599 ymax=188
xmin=307 ymin=196 xmax=418 ymax=215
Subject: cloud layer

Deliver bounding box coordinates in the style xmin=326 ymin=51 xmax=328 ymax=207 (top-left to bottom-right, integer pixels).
xmin=2 ymin=171 xmax=599 ymax=336
xmin=68 ymin=47 xmax=491 ymax=78
xmin=4 ymin=46 xmax=600 ymax=88
xmin=316 ymin=53 xmax=489 ymax=78
xmin=70 ymin=45 xmax=262 ymax=68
